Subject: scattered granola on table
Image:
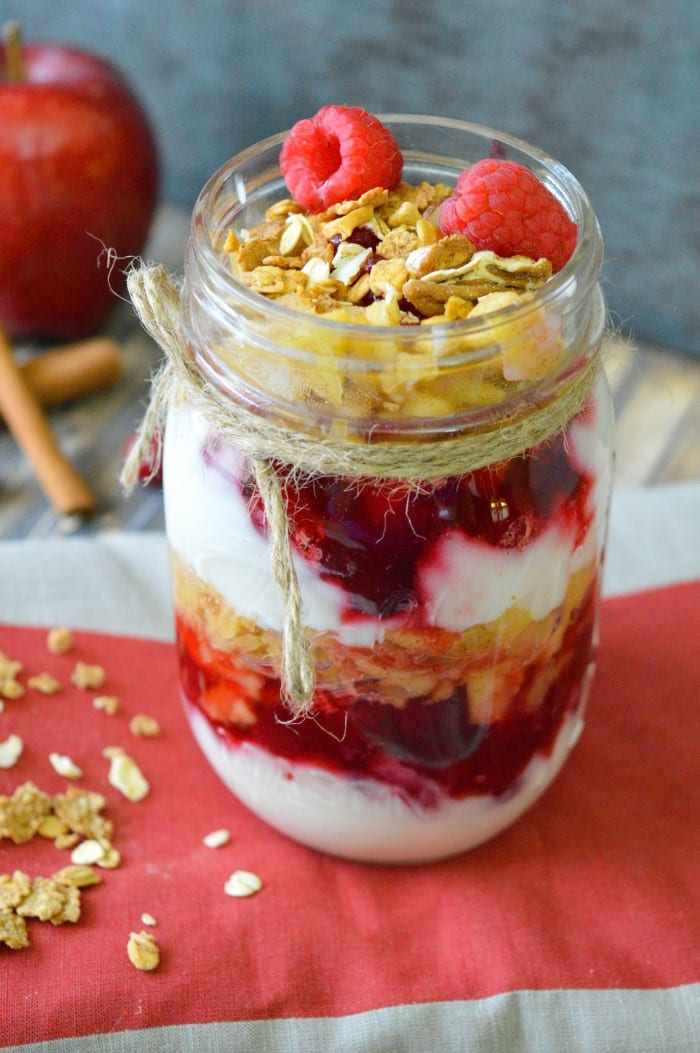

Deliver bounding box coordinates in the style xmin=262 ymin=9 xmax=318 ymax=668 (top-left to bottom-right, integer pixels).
xmin=0 ymin=865 xmax=101 ymax=949
xmin=70 ymin=661 xmax=106 ymax=691
xmin=46 ymin=627 xmax=73 ymax=655
xmin=127 ymin=929 xmax=160 ymax=971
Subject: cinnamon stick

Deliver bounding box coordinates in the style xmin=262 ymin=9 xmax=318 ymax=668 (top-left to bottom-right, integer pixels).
xmin=18 ymin=337 xmax=122 ymax=408
xmin=0 ymin=322 xmax=97 ymax=517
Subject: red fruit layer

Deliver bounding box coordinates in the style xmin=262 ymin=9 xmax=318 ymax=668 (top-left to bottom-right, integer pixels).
xmin=176 ymin=577 xmax=596 ymax=806
xmin=233 ymin=416 xmax=594 ymax=621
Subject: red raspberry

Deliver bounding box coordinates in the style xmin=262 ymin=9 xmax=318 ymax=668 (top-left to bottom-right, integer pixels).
xmin=280 ymin=105 xmax=403 ymax=212
xmin=439 ymin=158 xmax=577 ymax=272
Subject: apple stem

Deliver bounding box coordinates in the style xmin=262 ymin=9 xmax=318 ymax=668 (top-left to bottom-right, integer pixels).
xmin=3 ymin=20 xmax=26 ymax=83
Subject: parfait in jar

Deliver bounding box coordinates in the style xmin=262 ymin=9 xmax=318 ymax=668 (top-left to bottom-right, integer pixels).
xmin=161 ymin=108 xmax=612 ymax=863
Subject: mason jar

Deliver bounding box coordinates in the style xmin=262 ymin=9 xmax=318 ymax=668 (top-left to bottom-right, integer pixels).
xmin=162 ymin=116 xmax=613 ymax=864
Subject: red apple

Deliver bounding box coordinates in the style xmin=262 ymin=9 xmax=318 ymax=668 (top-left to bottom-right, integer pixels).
xmin=0 ymin=24 xmax=159 ymax=340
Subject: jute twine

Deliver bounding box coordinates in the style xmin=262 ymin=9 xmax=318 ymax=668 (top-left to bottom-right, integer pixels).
xmin=121 ymin=263 xmax=598 ymax=715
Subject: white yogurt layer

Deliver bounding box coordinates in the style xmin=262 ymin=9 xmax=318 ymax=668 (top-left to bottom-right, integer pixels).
xmin=185 ymin=699 xmax=585 ymax=864
xmin=164 ymin=394 xmax=608 ymax=645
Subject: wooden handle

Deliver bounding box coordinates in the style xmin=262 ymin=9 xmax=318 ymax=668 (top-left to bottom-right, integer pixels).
xmin=0 ymin=324 xmax=97 ymax=517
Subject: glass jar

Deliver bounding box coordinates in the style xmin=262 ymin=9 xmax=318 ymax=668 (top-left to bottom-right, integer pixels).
xmin=164 ymin=116 xmax=613 ymax=864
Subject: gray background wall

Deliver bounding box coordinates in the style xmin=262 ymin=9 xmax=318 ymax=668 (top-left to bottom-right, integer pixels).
xmin=3 ymin=0 xmax=698 ymax=354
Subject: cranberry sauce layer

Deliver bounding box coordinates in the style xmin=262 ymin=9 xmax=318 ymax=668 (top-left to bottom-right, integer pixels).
xmin=205 ymin=405 xmax=595 ymax=624
xmin=176 ymin=574 xmax=596 ymax=805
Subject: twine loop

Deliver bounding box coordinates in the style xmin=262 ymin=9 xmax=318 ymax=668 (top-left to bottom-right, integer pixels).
xmin=122 ymin=263 xmax=598 ymax=716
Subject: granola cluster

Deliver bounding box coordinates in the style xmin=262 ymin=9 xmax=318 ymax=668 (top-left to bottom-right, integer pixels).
xmin=220 ymin=182 xmax=563 ymax=420
xmin=227 ymin=184 xmax=551 ymax=326
xmin=0 ymin=629 xmax=152 ymax=956
xmin=0 ymin=781 xmax=110 ymax=949
xmin=0 ymin=865 xmax=99 ymax=949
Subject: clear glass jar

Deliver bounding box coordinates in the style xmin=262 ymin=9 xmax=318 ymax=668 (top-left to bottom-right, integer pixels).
xmin=164 ymin=116 xmax=613 ymax=864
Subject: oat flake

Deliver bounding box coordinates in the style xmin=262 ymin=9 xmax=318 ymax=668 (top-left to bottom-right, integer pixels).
xmin=0 ymin=734 xmax=23 ymax=769
xmin=224 ymin=870 xmax=263 ymax=898
xmin=203 ymin=828 xmax=231 ymax=849
xmin=105 ymin=750 xmax=150 ymax=802
xmin=48 ymin=753 xmax=83 ymax=780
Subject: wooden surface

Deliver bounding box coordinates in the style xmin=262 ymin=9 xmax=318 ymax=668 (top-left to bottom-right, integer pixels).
xmin=0 ymin=207 xmax=698 ymax=540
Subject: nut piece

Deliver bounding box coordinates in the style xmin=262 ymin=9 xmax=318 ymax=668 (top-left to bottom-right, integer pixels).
xmin=128 ymin=714 xmax=161 ymax=738
xmin=0 ymin=679 xmax=24 ymax=700
xmin=70 ymin=662 xmax=105 ymax=690
xmin=203 ymin=828 xmax=231 ymax=849
xmin=47 ymin=627 xmax=73 ymax=654
xmin=93 ymin=695 xmax=120 ymax=715
xmin=28 ymin=673 xmax=61 ymax=695
xmin=48 ymin=753 xmax=83 ymax=780
xmin=0 ymin=652 xmax=23 ymax=680
xmin=141 ymin=912 xmax=157 ymax=926
xmin=127 ymin=930 xmax=160 ymax=971
xmin=104 ymin=748 xmax=150 ymax=802
xmin=0 ymin=734 xmax=23 ymax=769
xmin=224 ymin=870 xmax=263 ymax=898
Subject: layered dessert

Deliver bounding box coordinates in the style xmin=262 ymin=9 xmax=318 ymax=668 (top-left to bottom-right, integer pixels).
xmin=166 ymin=108 xmax=612 ymax=862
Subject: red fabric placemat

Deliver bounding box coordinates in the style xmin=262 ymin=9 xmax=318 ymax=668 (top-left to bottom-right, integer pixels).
xmin=1 ymin=581 xmax=699 ymax=1046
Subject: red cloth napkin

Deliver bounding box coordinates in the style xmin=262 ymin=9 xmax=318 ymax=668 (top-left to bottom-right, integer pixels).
xmin=1 ymin=581 xmax=699 ymax=1046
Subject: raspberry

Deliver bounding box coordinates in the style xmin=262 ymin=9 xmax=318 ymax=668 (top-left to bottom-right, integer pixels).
xmin=439 ymin=158 xmax=577 ymax=272
xmin=280 ymin=105 xmax=403 ymax=213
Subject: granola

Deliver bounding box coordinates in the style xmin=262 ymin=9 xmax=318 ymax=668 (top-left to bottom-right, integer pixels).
xmin=219 ymin=180 xmax=564 ymax=421
xmin=224 ymin=870 xmax=263 ymax=898
xmin=48 ymin=752 xmax=84 ymax=780
xmin=28 ymin=672 xmax=62 ymax=695
xmin=0 ymin=910 xmax=29 ymax=949
xmin=0 ymin=782 xmax=53 ymax=844
xmin=16 ymin=876 xmax=81 ymax=924
xmin=0 ymin=865 xmax=101 ymax=949
xmin=53 ymin=786 xmax=113 ymax=843
xmin=228 ymin=183 xmax=551 ymax=327
xmin=128 ymin=714 xmax=161 ymax=738
xmin=103 ymin=747 xmax=150 ymax=802
xmin=46 ymin=627 xmax=74 ymax=655
xmin=93 ymin=694 xmax=120 ymax=715
xmin=127 ymin=930 xmax=160 ymax=971
xmin=0 ymin=871 xmax=32 ymax=911
xmin=70 ymin=661 xmax=106 ymax=691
